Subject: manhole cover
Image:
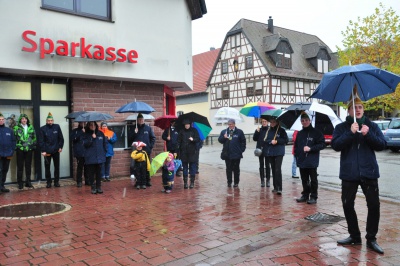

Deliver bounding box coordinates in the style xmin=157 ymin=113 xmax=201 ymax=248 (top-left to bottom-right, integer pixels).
xmin=0 ymin=202 xmax=71 ymax=219
xmin=305 ymin=212 xmax=344 ymax=224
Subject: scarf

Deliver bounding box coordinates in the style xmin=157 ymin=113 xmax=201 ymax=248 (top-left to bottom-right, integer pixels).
xmin=346 ymin=115 xmax=365 ymax=128
xmin=99 ymin=127 xmax=114 ymax=139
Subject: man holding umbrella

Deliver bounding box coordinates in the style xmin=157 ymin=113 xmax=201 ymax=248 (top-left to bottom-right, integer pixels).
xmin=131 ymin=113 xmax=156 ymax=186
xmin=332 ymin=96 xmax=386 ymax=254
xmin=294 ymin=112 xmax=325 ymax=204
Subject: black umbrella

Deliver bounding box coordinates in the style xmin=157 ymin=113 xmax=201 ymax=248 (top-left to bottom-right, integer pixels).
xmin=174 ymin=112 xmax=212 ymax=140
xmin=65 ymin=111 xmax=88 ymax=120
xmin=74 ymin=112 xmax=114 ymax=122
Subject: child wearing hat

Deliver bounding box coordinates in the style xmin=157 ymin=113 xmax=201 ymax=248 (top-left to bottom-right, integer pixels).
xmin=161 ymin=153 xmax=175 ymax=193
xmin=131 ymin=141 xmax=151 ymax=189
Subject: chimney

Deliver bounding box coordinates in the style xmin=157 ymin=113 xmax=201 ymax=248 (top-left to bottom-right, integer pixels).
xmin=268 ymin=16 xmax=273 ymax=33
xmin=210 ymin=47 xmax=215 ymax=51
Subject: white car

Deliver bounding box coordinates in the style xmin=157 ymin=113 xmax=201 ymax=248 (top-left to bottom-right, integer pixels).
xmin=373 ymin=120 xmax=390 ymax=135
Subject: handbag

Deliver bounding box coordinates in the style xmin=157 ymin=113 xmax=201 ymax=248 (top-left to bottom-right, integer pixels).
xmin=220 ymin=141 xmax=229 ymax=160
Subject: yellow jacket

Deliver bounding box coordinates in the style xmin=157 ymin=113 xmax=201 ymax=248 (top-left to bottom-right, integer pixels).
xmin=131 ymin=150 xmax=151 ymax=171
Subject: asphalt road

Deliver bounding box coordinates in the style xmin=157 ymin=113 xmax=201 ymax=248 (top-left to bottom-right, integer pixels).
xmin=199 ymin=140 xmax=400 ymax=202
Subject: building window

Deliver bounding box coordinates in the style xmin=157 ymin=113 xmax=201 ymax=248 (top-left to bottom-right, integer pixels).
xmin=216 ymin=87 xmax=222 ymax=99
xmin=222 ymin=86 xmax=229 ymax=99
xmin=246 ymin=82 xmax=254 ymax=96
xmin=255 ymin=81 xmax=263 ymax=95
xmin=281 ymin=80 xmax=288 ymax=94
xmin=221 ymin=61 xmax=228 ymax=74
xmin=42 ymin=0 xmax=111 ymax=21
xmin=245 ymin=55 xmax=253 ymax=69
xmin=304 ymin=83 xmax=310 ymax=96
xmin=275 ymin=41 xmax=292 ymax=69
xmin=288 ymin=81 xmax=295 ymax=95
xmin=317 ymin=59 xmax=329 ymax=73
xmin=230 ymin=34 xmax=240 ymax=48
xmin=107 ymin=123 xmax=127 ymax=149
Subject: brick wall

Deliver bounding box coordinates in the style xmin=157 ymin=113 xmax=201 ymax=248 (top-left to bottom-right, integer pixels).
xmin=70 ymin=79 xmax=166 ymax=179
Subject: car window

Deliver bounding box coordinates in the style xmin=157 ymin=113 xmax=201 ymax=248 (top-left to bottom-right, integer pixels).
xmin=388 ymin=120 xmax=400 ymax=129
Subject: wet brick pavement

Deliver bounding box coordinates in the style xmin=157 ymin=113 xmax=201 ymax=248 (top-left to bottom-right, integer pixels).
xmin=0 ymin=161 xmax=399 ymax=265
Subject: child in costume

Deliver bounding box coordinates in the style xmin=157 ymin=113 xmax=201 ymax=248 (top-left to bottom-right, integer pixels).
xmin=130 ymin=141 xmax=151 ymax=189
xmin=162 ymin=153 xmax=175 ymax=193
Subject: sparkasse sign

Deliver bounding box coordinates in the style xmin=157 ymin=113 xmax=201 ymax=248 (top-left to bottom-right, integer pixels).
xmin=22 ymin=30 xmax=138 ymax=63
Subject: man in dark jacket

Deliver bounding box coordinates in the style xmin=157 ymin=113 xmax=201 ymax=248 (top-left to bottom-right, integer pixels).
xmin=332 ymin=97 xmax=386 ymax=254
xmin=131 ymin=113 xmax=156 ymax=186
xmin=82 ymin=121 xmax=107 ymax=194
xmin=0 ymin=112 xmax=16 ymax=192
xmin=39 ymin=112 xmax=64 ymax=188
xmin=70 ymin=122 xmax=88 ymax=187
xmin=174 ymin=119 xmax=200 ymax=189
xmin=253 ymin=118 xmax=270 ymax=187
xmin=294 ymin=112 xmax=326 ymax=204
xmin=218 ymin=119 xmax=246 ymax=188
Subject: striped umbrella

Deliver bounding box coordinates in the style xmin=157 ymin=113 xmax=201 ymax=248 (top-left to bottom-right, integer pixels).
xmin=239 ymin=102 xmax=276 ymax=118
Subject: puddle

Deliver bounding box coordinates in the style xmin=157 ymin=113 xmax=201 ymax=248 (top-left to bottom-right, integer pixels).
xmin=0 ymin=202 xmax=71 ymax=219
xmin=305 ymin=212 xmax=344 ymax=224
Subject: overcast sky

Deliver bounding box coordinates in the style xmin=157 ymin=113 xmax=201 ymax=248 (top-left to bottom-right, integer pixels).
xmin=192 ymin=0 xmax=400 ymax=55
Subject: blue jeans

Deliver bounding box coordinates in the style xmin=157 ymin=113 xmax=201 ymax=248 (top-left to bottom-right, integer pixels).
xmin=101 ymin=156 xmax=112 ymax=178
xmin=292 ymin=155 xmax=297 ymax=176
xmin=182 ymin=161 xmax=196 ymax=177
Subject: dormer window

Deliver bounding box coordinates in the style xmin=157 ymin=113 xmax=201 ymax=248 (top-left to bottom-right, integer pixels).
xmin=302 ymin=43 xmax=331 ymax=73
xmin=276 ymin=42 xmax=292 ymax=69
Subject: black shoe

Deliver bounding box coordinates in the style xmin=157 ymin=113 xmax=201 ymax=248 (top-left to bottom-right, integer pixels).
xmin=261 ymin=180 xmax=265 ymax=187
xmin=25 ymin=182 xmax=34 ymax=188
xmin=266 ymin=180 xmax=270 ymax=187
xmin=367 ymin=240 xmax=384 ymax=254
xmin=136 ymin=185 xmax=141 ymax=190
xmin=184 ymin=183 xmax=188 ymax=189
xmin=337 ymin=236 xmax=362 ymax=245
xmin=77 ymin=182 xmax=82 ymax=187
xmin=233 ymin=184 xmax=238 ymax=187
xmin=96 ymin=188 xmax=103 ymax=194
xmin=91 ymin=188 xmax=97 ymax=194
xmin=196 ymin=171 xmax=199 ymax=174
xmin=0 ymin=187 xmax=10 ymax=192
xmin=54 ymin=182 xmax=60 ymax=187
xmin=292 ymin=176 xmax=299 ymax=178
xmin=18 ymin=183 xmax=24 ymax=190
xmin=276 ymin=190 xmax=282 ymax=195
xmin=272 ymin=189 xmax=277 ymax=192
xmin=46 ymin=183 xmax=52 ymax=188
xmin=296 ymin=195 xmax=308 ymax=202
xmin=227 ymin=183 xmax=232 ymax=187
xmin=176 ymin=172 xmax=181 ymax=177
xmin=141 ymin=185 xmax=146 ymax=189
xmin=307 ymin=198 xmax=317 ymax=204
xmin=105 ymin=177 xmax=110 ymax=182
xmin=146 ymin=182 xmax=152 ymax=187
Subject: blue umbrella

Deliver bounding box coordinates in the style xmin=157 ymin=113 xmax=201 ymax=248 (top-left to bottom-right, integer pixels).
xmin=115 ymin=100 xmax=155 ymax=114
xmin=310 ymin=64 xmax=400 ymax=103
xmin=65 ymin=111 xmax=87 ymax=120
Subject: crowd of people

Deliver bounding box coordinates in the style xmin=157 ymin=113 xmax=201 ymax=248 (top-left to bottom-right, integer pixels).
xmin=0 ymin=100 xmax=387 ymax=254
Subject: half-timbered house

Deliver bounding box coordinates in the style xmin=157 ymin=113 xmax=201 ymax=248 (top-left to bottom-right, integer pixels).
xmin=208 ymin=17 xmax=340 ymax=134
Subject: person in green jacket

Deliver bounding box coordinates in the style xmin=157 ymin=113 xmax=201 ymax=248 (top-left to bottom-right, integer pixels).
xmin=14 ymin=113 xmax=37 ymax=189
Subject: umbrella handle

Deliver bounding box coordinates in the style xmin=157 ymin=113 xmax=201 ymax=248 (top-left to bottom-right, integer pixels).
xmin=352 ymin=88 xmax=362 ymax=133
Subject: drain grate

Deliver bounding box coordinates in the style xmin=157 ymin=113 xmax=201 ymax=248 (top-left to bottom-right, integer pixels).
xmin=0 ymin=202 xmax=71 ymax=219
xmin=305 ymin=212 xmax=344 ymax=224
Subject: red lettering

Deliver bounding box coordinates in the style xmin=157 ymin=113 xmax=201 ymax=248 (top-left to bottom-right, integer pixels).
xmin=127 ymin=50 xmax=138 ymax=63
xmin=71 ymin=42 xmax=80 ymax=57
xmin=93 ymin=45 xmax=105 ymax=60
xmin=80 ymin=38 xmax=93 ymax=59
xmin=116 ymin=48 xmax=126 ymax=62
xmin=105 ymin=47 xmax=116 ymax=61
xmin=21 ymin=30 xmax=138 ymax=63
xmin=22 ymin=30 xmax=37 ymax=52
xmin=40 ymin=38 xmax=54 ymax=59
xmin=56 ymin=40 xmax=69 ymax=56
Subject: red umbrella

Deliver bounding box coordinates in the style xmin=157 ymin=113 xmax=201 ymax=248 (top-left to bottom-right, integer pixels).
xmin=154 ymin=115 xmax=178 ymax=130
